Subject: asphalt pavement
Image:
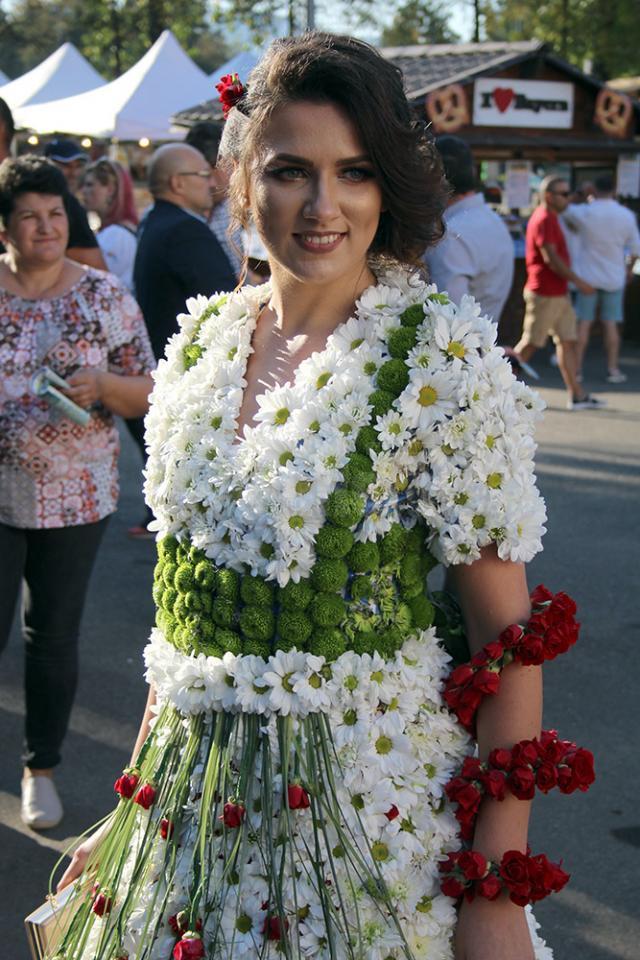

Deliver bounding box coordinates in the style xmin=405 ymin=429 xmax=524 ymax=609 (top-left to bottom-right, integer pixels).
xmin=1 ymin=342 xmax=639 ymax=958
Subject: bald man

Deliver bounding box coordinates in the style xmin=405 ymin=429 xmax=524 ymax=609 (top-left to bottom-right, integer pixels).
xmin=134 ymin=143 xmax=236 ymax=360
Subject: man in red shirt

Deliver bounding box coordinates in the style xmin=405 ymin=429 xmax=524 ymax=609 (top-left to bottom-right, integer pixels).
xmin=513 ymin=175 xmax=605 ymax=410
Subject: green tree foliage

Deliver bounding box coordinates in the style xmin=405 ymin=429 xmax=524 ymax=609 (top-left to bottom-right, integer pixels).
xmin=0 ymin=0 xmax=231 ymax=81
xmin=381 ymin=0 xmax=460 ymax=45
xmin=211 ymin=0 xmax=382 ymax=43
xmin=484 ymin=0 xmax=640 ymax=80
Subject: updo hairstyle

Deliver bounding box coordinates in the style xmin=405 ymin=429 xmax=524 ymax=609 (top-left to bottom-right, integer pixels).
xmin=223 ymin=32 xmax=447 ymax=265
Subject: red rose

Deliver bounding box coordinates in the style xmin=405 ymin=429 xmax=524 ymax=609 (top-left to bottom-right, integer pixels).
xmin=566 ymin=749 xmax=595 ymax=792
xmin=483 ymin=640 xmax=506 ymax=663
xmin=511 ymin=740 xmax=539 ymax=767
xmin=456 ymin=809 xmax=477 ymax=841
xmin=384 ymin=804 xmax=400 ymax=821
xmin=488 ymin=747 xmax=512 ymax=771
xmin=499 ymin=850 xmax=531 ymax=905
xmin=287 ymin=784 xmax=311 ymax=810
xmin=544 ymin=621 xmax=579 ymax=660
xmin=471 ymin=668 xmax=501 ymax=696
xmin=458 ymin=850 xmax=488 ymax=881
xmin=476 ymin=873 xmax=503 ymax=900
xmin=529 ymin=584 xmax=554 ymax=606
xmin=557 ymin=765 xmax=573 ymax=792
xmin=516 ymin=633 xmax=545 ymax=665
xmin=547 ymin=591 xmax=577 ymax=618
xmin=538 ymin=731 xmax=568 ymax=764
xmin=440 ymin=876 xmax=466 ymax=899
xmin=114 ymin=770 xmax=139 ymax=799
xmin=456 ymin=702 xmax=479 ymax=731
xmin=160 ymin=817 xmax=174 ymax=839
xmin=446 ymin=778 xmax=482 ymax=814
xmin=527 ymin=611 xmax=550 ymax=634
xmin=221 ymin=801 xmax=246 ymax=827
xmin=499 ymin=623 xmax=524 ymax=649
xmin=508 ymin=766 xmax=536 ymax=800
xmin=461 ymin=756 xmax=484 ymax=780
xmin=134 ymin=783 xmax=156 ymax=810
xmin=450 ymin=664 xmax=474 ymax=687
xmin=481 ymin=768 xmax=507 ymax=801
xmin=262 ymin=915 xmax=289 ymax=941
xmin=535 ymin=762 xmax=558 ymax=793
xmin=215 ymin=73 xmax=245 ymax=117
xmin=173 ymin=933 xmax=205 ymax=960
xmin=92 ymin=892 xmax=112 ymax=916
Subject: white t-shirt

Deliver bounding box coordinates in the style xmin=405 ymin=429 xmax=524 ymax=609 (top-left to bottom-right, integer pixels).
xmin=563 ymin=198 xmax=640 ymax=291
xmin=424 ymin=193 xmax=515 ymax=324
xmin=97 ymin=223 xmax=137 ymax=293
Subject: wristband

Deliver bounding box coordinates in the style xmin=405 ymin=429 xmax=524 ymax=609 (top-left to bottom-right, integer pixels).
xmin=439 ymin=847 xmax=570 ymax=906
xmin=444 ymin=585 xmax=579 ymax=731
xmin=445 ymin=730 xmax=595 ymax=839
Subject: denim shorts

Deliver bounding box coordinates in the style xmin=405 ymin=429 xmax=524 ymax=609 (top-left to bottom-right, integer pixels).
xmin=574 ymin=288 xmax=624 ymax=323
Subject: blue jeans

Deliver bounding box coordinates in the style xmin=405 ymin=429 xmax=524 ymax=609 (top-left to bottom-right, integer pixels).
xmin=0 ymin=518 xmax=108 ymax=769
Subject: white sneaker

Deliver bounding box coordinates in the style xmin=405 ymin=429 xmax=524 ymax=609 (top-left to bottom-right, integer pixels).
xmin=606 ymin=370 xmax=627 ymax=384
xmin=21 ymin=775 xmax=63 ymax=830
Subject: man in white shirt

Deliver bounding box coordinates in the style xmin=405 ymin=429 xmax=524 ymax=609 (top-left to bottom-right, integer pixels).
xmin=425 ymin=136 xmax=514 ymax=325
xmin=563 ymin=174 xmax=640 ymax=382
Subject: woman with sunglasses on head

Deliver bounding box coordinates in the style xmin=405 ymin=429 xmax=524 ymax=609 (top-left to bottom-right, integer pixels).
xmin=81 ymin=158 xmax=139 ymax=292
xmin=51 ymin=34 xmax=591 ymax=960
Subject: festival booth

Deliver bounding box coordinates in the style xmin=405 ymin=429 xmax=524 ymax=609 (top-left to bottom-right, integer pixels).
xmin=13 ymin=30 xmax=214 ymax=143
xmin=0 ymin=42 xmax=104 ymax=111
xmin=391 ymin=40 xmax=640 ymax=341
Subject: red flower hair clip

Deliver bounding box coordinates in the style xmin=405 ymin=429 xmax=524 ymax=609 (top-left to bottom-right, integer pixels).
xmin=216 ymin=73 xmax=246 ymax=118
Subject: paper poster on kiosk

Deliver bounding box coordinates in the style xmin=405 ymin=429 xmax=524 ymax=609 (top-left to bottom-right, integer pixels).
xmin=473 ymin=78 xmax=574 ymax=129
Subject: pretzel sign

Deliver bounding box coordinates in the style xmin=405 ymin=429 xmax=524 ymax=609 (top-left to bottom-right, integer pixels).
xmin=426 ymin=84 xmax=469 ymax=133
xmin=594 ymin=88 xmax=633 ymax=139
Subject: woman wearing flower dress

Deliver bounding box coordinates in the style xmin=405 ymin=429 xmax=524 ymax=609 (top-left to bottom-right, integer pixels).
xmin=53 ymin=34 xmax=573 ymax=960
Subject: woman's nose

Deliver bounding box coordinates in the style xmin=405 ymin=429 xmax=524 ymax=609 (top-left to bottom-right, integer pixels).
xmin=303 ymin=174 xmax=339 ymax=221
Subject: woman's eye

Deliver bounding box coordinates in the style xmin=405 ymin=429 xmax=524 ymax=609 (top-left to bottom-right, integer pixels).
xmin=270 ymin=167 xmax=307 ymax=181
xmin=341 ymin=167 xmax=374 ymax=183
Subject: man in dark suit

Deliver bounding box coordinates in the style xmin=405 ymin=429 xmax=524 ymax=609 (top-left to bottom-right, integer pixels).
xmin=134 ymin=142 xmax=236 ymax=359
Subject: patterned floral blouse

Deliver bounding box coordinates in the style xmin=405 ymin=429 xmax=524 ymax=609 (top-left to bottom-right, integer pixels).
xmin=0 ymin=268 xmax=155 ymax=529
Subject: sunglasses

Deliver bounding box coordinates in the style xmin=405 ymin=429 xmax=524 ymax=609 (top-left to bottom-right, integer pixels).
xmin=550 ymin=190 xmax=570 ymax=197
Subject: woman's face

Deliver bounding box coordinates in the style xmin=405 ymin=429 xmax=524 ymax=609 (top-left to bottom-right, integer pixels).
xmin=81 ymin=173 xmax=114 ymax=218
xmin=3 ymin=192 xmax=69 ymax=263
xmin=247 ymin=101 xmax=383 ymax=288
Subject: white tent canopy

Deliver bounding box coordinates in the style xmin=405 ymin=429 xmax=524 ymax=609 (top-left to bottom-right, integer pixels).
xmin=0 ymin=43 xmax=104 ymax=111
xmin=15 ymin=30 xmax=216 ymax=141
xmin=0 ymin=69 xmax=8 ymax=86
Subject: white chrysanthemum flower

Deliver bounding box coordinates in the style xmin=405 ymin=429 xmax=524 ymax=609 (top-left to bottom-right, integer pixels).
xmin=263 ymin=649 xmax=308 ymax=715
xmin=375 ymin=409 xmax=411 ymax=450
xmin=401 ymin=366 xmax=459 ymax=434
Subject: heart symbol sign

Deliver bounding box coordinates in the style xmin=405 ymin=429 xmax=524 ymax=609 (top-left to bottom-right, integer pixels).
xmin=493 ymin=88 xmax=514 ymax=113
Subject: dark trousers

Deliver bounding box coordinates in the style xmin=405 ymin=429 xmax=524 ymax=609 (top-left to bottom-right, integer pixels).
xmin=0 ymin=518 xmax=108 ymax=769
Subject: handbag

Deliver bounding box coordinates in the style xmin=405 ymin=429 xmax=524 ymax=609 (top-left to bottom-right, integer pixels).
xmin=24 ymin=881 xmax=76 ymax=960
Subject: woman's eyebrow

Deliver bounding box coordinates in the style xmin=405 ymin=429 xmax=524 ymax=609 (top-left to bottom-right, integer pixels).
xmin=269 ymin=152 xmax=372 ymax=166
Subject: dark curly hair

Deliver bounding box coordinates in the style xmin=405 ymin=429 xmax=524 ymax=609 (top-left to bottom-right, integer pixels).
xmin=224 ymin=32 xmax=447 ymax=265
xmin=0 ymin=154 xmax=69 ymax=225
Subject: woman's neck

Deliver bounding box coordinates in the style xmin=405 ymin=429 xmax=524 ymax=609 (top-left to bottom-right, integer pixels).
xmin=267 ymin=262 xmax=376 ymax=338
xmin=1 ymin=253 xmax=80 ymax=299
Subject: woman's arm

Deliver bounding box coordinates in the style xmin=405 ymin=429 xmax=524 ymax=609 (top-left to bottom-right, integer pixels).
xmin=57 ymin=684 xmax=157 ymax=892
xmin=63 ymin=370 xmax=153 ymax=419
xmin=448 ymin=545 xmax=541 ymax=960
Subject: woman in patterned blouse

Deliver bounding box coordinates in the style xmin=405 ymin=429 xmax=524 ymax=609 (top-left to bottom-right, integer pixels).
xmin=0 ymin=155 xmax=155 ymax=831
